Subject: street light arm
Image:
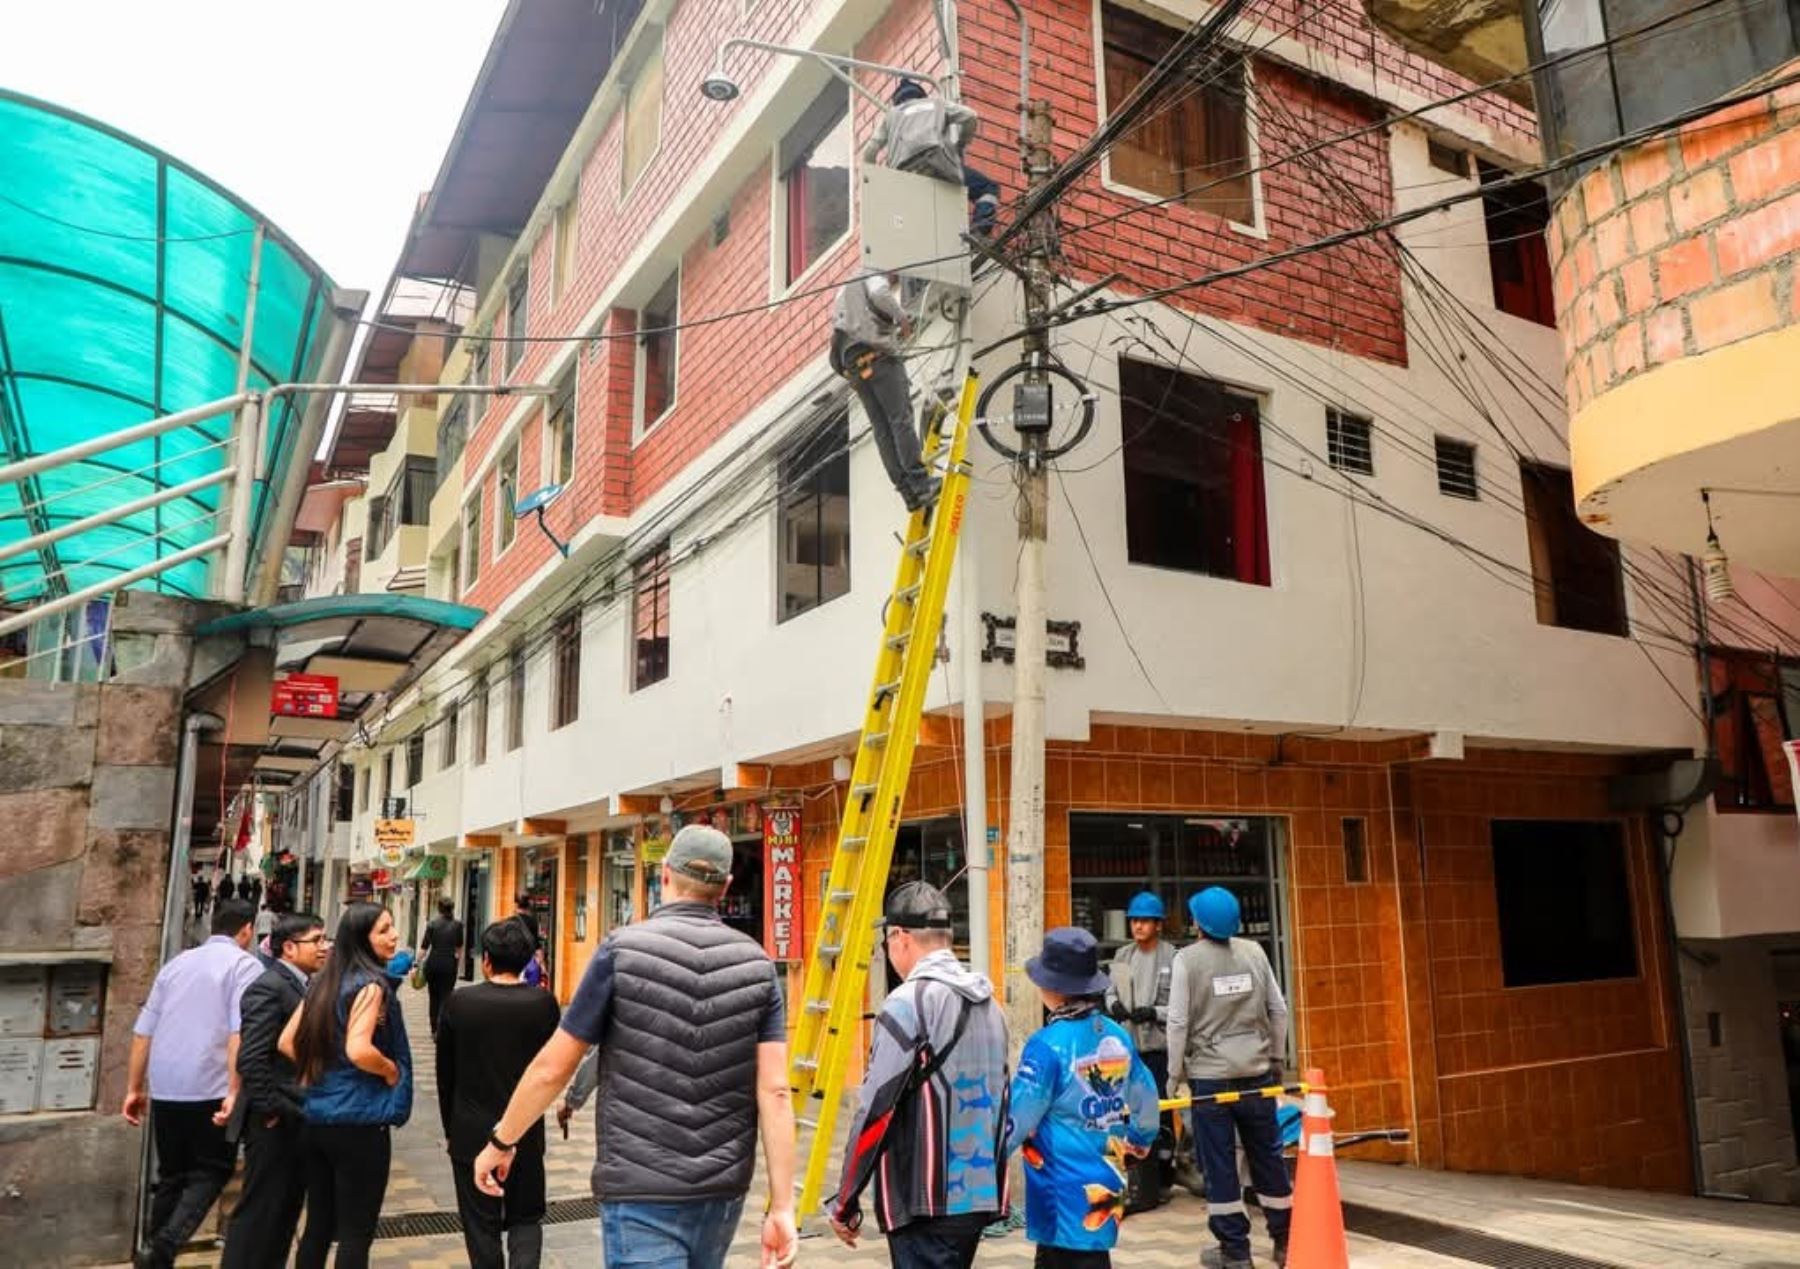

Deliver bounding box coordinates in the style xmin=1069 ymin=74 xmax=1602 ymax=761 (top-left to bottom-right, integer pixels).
xmin=713 ymin=38 xmax=946 ymax=112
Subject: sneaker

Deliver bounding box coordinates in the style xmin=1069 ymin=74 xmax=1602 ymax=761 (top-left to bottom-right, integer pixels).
xmin=904 ymin=477 xmax=942 ymax=512
xmin=1199 ymin=1249 xmax=1254 ymax=1269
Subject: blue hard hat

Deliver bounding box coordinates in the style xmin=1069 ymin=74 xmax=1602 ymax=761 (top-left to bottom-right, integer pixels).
xmin=892 ymin=77 xmax=928 ymax=104
xmin=1126 ymin=891 xmax=1166 ymax=921
xmin=1189 ymin=887 xmax=1241 ymax=940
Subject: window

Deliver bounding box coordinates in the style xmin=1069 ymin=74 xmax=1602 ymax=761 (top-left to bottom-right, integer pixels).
xmin=1342 ymin=817 xmax=1369 ymax=884
xmin=777 ymin=411 xmax=851 ymax=621
xmin=1118 ymin=358 xmax=1270 ymax=586
xmin=632 ymin=542 xmax=671 ymax=689
xmin=442 ymin=702 xmax=459 ymax=770
xmin=1479 ymin=162 xmax=1555 ymax=327
xmin=362 ymin=497 xmax=386 ymax=561
xmin=436 ymin=395 xmax=468 ymax=492
xmin=638 ymin=270 xmax=679 ymax=429
xmin=1325 ymin=409 xmax=1374 ymax=476
xmin=506 ymin=644 xmax=526 ymax=751
xmin=496 ymin=441 xmax=519 ymax=554
xmin=1101 ymin=3 xmax=1254 ymax=224
xmin=0 ymin=962 xmax=108 ymax=1114
xmin=471 ymin=672 xmax=490 ymax=766
xmin=552 ymin=608 xmax=582 ymax=729
xmin=334 ymin=762 xmax=354 ymax=822
xmin=505 ymin=269 xmax=529 ymax=375
xmin=1707 ymin=648 xmax=1800 ymax=811
xmin=1435 ymin=436 xmax=1479 ymax=499
xmin=1520 ymin=460 xmax=1627 ymax=636
xmin=365 ymin=457 xmax=435 ymax=560
xmin=461 ymin=490 xmax=483 ymax=590
xmin=471 ymin=335 xmax=489 ymax=386
xmin=621 ymin=33 xmax=665 ymax=194
xmin=552 ymin=194 xmax=579 ymax=303
xmin=780 ymin=82 xmax=852 ymax=286
xmin=545 ymin=372 xmax=576 ymax=488
xmin=380 ymin=749 xmax=393 ymax=807
xmin=405 ymin=731 xmax=424 ymax=788
xmin=1427 ymin=138 xmax=1468 ymax=177
xmin=1492 ymin=820 xmax=1637 ymax=987
xmin=357 ymin=765 xmax=370 ymax=813
xmin=445 ymin=541 xmax=462 ymax=601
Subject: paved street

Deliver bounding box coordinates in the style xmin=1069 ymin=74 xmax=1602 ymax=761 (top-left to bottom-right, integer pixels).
xmin=153 ymin=986 xmax=1800 ymax=1268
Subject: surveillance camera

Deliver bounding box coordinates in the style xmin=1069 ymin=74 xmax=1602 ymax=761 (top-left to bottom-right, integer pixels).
xmin=700 ymin=74 xmax=740 ymax=102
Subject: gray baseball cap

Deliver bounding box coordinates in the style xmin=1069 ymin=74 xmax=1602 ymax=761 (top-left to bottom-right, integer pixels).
xmin=875 ymin=880 xmax=953 ymax=929
xmin=665 ymin=824 xmax=733 ymax=885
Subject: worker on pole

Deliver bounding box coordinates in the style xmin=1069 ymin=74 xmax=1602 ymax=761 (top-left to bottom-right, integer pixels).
xmin=831 ymin=273 xmax=940 ymax=512
xmin=1167 ymin=888 xmax=1293 ymax=1269
xmin=862 ymin=78 xmax=1000 ymax=234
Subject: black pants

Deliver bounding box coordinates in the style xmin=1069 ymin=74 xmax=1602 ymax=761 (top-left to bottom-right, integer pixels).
xmin=295 ymin=1123 xmax=391 ymax=1269
xmin=1034 ymin=1247 xmax=1111 ymax=1269
xmin=885 ymin=1212 xmax=991 ymax=1269
xmin=145 ymin=1099 xmax=235 ymax=1268
xmin=425 ymin=964 xmax=457 ymax=1035
xmin=832 ymin=334 xmax=930 ymax=505
xmin=220 ymin=1113 xmax=306 ymax=1269
xmin=452 ymin=1148 xmax=546 ymax=1268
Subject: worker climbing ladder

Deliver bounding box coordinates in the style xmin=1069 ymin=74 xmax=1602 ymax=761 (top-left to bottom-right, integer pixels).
xmin=788 ymin=369 xmax=981 ymax=1220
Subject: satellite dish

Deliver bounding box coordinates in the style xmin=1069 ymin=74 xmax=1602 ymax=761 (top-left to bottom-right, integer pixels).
xmin=512 ymin=483 xmax=572 ymax=558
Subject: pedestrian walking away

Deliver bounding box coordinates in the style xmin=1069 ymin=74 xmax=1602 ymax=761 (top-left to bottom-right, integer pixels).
xmin=281 ymin=902 xmax=414 ymax=1269
xmin=220 ymin=912 xmax=330 ymax=1269
xmin=121 ymin=899 xmax=263 ymax=1269
xmin=1105 ymin=891 xmax=1197 ymax=1204
xmin=190 ymin=869 xmax=211 ymax=920
xmin=217 ymin=873 xmax=236 ymax=904
xmin=1168 ymin=887 xmax=1293 ymax=1269
xmin=438 ymin=918 xmax=562 ymax=1268
xmin=831 ymin=272 xmax=939 ymax=512
xmin=1008 ymin=927 xmax=1161 ymax=1269
xmin=421 ymin=896 xmax=465 ymax=1035
xmin=473 ymin=825 xmax=799 ymax=1269
xmin=830 ymin=881 xmax=1011 ymax=1269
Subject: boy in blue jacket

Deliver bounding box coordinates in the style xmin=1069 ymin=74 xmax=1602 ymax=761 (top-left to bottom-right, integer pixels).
xmin=1006 ymin=927 xmax=1161 ymax=1268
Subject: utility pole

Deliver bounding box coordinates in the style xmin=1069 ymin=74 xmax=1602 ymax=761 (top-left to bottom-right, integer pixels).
xmin=1002 ymin=97 xmax=1058 ymax=1057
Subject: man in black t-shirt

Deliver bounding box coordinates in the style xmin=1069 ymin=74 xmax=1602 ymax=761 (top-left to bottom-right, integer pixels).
xmin=421 ymin=898 xmax=465 ymax=1035
xmin=437 ymin=920 xmax=561 ymax=1268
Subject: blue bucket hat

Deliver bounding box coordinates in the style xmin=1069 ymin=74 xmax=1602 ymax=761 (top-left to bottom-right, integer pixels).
xmin=1026 ymin=926 xmax=1113 ymax=996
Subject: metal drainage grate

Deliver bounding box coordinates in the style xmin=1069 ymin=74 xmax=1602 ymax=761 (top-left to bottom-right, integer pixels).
xmin=374 ymin=1196 xmax=598 ymax=1241
xmin=1342 ymin=1204 xmax=1630 ymax=1269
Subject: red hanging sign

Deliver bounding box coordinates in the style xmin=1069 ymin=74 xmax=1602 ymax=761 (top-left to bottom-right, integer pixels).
xmin=272 ymin=673 xmax=340 ymax=719
xmin=762 ymin=806 xmax=803 ymax=962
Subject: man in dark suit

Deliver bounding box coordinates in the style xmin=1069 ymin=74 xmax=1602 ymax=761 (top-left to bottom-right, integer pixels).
xmin=220 ymin=911 xmax=329 ymax=1269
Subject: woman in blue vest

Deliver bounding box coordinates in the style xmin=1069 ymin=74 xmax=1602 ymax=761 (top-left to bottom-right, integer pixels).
xmin=280 ymin=902 xmax=413 ymax=1269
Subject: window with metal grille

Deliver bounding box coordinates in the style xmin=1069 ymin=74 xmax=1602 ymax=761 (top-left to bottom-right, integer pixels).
xmin=1326 ymin=409 xmax=1374 ymax=476
xmin=505 ymin=268 xmax=529 ymax=374
xmin=552 ymin=609 xmax=582 ymax=730
xmin=1520 ymin=460 xmax=1627 ymax=636
xmin=777 ymin=410 xmax=850 ymax=622
xmin=1435 ymin=436 xmax=1479 ymax=499
xmin=632 ymin=542 xmax=671 ymax=690
xmin=441 ymin=703 xmax=459 ymax=770
xmin=506 ymin=644 xmax=526 ymax=752
xmin=471 ymin=672 xmax=489 ymax=765
xmin=366 ymin=457 xmax=436 ymax=559
xmin=405 ymin=732 xmax=424 ymax=788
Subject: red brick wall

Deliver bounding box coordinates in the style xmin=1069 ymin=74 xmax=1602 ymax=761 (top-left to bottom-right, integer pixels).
xmin=1549 ymin=65 xmax=1800 ymax=415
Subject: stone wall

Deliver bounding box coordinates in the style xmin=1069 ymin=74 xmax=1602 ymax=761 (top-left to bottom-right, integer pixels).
xmin=1681 ymin=934 xmax=1800 ymax=1205
xmin=0 ymin=593 xmax=208 ymax=1267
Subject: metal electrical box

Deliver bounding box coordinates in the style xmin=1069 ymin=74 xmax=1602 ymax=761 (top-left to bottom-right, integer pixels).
xmin=859 ymin=166 xmax=971 ymax=291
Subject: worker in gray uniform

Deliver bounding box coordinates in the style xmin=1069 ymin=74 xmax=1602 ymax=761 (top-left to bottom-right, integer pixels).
xmin=862 ymin=78 xmax=999 ymax=234
xmin=831 ymin=272 xmax=940 ymax=512
xmin=1104 ymin=891 xmax=1199 ymax=1205
xmin=1167 ymin=887 xmax=1293 ymax=1269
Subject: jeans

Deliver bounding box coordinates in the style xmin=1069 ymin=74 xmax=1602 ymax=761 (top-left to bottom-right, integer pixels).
xmin=1034 ymin=1247 xmax=1111 ymax=1269
xmin=599 ymin=1196 xmax=744 ymax=1268
xmin=454 ymin=1148 xmax=546 ymax=1268
xmin=295 ymin=1123 xmax=391 ymax=1269
xmin=1190 ymin=1072 xmax=1292 ymax=1260
xmin=144 ymin=1100 xmax=235 ymax=1268
xmin=884 ymin=1213 xmax=990 ymax=1269
xmin=832 ymin=333 xmax=930 ymax=505
xmin=220 ymin=1112 xmax=306 ymax=1269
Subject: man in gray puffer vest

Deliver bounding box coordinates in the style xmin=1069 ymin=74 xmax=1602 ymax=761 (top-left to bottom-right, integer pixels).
xmin=473 ymin=826 xmax=798 ymax=1269
xmin=830 ymin=882 xmax=1009 ymax=1268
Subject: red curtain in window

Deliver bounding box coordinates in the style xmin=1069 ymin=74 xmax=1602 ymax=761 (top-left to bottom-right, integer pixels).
xmin=1229 ymin=411 xmax=1270 ymax=586
xmin=787 ymin=165 xmax=811 ymax=286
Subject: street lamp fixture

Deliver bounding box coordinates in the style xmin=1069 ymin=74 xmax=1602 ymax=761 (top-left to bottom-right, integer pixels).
xmin=699 ymin=38 xmax=945 ymax=112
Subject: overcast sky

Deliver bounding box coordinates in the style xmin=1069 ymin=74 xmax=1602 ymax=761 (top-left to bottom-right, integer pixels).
xmin=0 ymin=1 xmax=508 ymax=297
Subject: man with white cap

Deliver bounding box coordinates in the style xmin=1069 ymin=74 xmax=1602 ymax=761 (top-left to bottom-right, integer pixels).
xmin=473 ymin=824 xmax=799 ymax=1269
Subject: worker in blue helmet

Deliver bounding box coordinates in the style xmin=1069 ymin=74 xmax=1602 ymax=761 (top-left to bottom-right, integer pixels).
xmin=1102 ymin=891 xmax=1194 ymax=1207
xmin=1169 ymin=888 xmax=1293 ymax=1269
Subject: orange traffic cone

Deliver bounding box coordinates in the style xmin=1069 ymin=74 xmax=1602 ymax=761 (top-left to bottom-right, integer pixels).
xmin=1288 ymin=1068 xmax=1350 ymax=1268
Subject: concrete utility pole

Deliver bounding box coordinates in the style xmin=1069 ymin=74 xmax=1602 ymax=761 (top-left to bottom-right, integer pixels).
xmin=1002 ymin=97 xmax=1058 ymax=1057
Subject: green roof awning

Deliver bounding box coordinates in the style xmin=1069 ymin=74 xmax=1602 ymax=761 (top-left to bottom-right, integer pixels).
xmin=0 ymin=91 xmax=337 ymax=604
xmin=196 ymin=593 xmax=484 ymax=637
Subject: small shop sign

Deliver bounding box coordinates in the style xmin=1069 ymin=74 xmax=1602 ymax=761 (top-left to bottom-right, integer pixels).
xmin=762 ymin=806 xmax=804 ymax=962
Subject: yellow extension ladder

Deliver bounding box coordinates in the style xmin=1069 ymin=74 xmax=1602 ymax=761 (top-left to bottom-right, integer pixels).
xmin=788 ymin=369 xmax=981 ymax=1221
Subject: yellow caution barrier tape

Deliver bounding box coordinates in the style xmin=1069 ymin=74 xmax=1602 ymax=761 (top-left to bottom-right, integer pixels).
xmin=1158 ymin=1081 xmax=1309 ymax=1113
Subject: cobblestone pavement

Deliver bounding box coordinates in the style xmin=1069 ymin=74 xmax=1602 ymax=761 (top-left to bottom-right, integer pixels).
xmin=158 ymin=985 xmax=1800 ymax=1268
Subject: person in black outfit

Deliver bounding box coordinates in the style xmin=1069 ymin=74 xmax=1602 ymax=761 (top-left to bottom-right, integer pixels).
xmin=421 ymin=898 xmax=465 ymax=1035
xmin=244 ymin=875 xmax=263 ymax=910
xmin=437 ymin=920 xmax=561 ymax=1268
xmin=221 ymin=912 xmax=329 ymax=1269
xmin=217 ymin=873 xmax=236 ymax=903
xmin=512 ymin=893 xmax=540 ymax=949
xmin=191 ymin=871 xmax=210 ymax=920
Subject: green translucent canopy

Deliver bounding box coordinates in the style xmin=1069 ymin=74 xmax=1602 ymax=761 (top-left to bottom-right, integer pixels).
xmin=0 ymin=91 xmax=337 ymax=604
